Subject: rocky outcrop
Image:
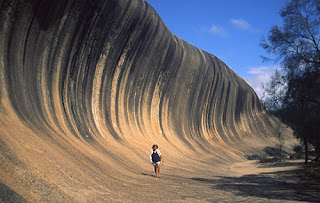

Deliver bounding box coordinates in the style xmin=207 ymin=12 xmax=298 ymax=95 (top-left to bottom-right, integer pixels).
xmin=0 ymin=0 xmax=287 ymax=201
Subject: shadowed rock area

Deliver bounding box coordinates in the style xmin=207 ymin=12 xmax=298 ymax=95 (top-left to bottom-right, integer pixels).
xmin=0 ymin=0 xmax=296 ymax=201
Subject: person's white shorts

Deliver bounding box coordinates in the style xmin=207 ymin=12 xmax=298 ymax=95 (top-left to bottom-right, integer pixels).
xmin=152 ymin=161 xmax=160 ymax=165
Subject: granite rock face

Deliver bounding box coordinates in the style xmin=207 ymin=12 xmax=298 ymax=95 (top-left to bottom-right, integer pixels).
xmin=0 ymin=0 xmax=286 ymax=201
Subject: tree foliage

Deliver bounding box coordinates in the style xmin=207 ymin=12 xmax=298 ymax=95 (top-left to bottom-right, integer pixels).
xmin=262 ymin=69 xmax=287 ymax=111
xmin=261 ymin=0 xmax=320 ymax=156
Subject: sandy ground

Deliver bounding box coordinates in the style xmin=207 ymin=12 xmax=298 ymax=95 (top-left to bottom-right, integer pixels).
xmin=126 ymin=160 xmax=320 ymax=202
xmin=1 ymin=145 xmax=319 ymax=203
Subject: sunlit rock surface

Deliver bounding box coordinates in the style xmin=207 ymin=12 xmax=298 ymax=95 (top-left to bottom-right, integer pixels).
xmin=0 ymin=0 xmax=292 ymax=201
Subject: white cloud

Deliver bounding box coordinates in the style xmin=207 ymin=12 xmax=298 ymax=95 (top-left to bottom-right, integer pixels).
xmin=202 ymin=25 xmax=228 ymax=37
xmin=247 ymin=66 xmax=278 ymax=75
xmin=230 ymin=18 xmax=250 ymax=30
xmin=230 ymin=18 xmax=260 ymax=32
xmin=244 ymin=65 xmax=280 ymax=98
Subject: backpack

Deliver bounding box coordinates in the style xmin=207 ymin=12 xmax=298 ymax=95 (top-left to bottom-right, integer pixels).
xmin=152 ymin=151 xmax=161 ymax=162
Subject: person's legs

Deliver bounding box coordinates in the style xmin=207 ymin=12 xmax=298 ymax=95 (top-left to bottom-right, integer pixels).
xmin=157 ymin=163 xmax=160 ymax=177
xmin=154 ymin=165 xmax=157 ymax=175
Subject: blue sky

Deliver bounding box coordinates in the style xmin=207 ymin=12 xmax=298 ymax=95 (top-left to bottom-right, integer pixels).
xmin=146 ymin=0 xmax=288 ymax=98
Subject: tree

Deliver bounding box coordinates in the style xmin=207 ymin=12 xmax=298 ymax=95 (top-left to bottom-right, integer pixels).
xmin=275 ymin=123 xmax=285 ymax=162
xmin=262 ymin=69 xmax=287 ymax=111
xmin=261 ymin=0 xmax=320 ymax=163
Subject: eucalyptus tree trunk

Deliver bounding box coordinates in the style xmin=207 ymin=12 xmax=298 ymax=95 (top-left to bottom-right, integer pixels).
xmin=304 ymin=137 xmax=308 ymax=164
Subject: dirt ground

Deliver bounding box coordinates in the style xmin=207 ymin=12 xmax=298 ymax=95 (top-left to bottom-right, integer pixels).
xmin=126 ymin=160 xmax=320 ymax=202
xmin=1 ymin=153 xmax=320 ymax=202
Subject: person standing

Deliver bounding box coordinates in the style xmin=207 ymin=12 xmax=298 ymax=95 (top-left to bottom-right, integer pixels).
xmin=150 ymin=144 xmax=164 ymax=178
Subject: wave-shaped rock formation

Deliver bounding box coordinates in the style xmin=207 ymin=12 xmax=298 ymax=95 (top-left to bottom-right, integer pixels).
xmin=0 ymin=0 xmax=291 ymax=201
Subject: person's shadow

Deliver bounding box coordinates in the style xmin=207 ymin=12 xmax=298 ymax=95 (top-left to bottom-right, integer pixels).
xmin=141 ymin=172 xmax=156 ymax=177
